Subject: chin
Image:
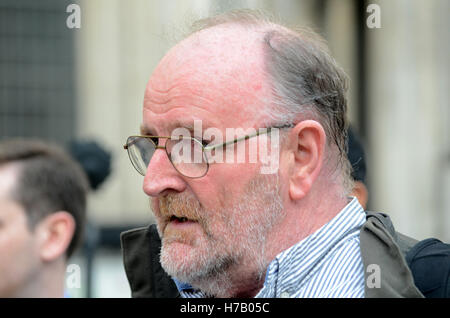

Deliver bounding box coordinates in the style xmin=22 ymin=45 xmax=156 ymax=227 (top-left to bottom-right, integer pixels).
xmin=160 ymin=240 xmax=205 ymax=281
xmin=160 ymin=237 xmax=232 ymax=284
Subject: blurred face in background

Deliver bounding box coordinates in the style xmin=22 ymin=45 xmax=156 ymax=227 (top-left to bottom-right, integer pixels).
xmin=351 ymin=180 xmax=368 ymax=210
xmin=0 ymin=164 xmax=40 ymax=297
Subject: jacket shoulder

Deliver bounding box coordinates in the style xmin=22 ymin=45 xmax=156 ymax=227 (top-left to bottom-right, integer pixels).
xmin=360 ymin=212 xmax=424 ymax=298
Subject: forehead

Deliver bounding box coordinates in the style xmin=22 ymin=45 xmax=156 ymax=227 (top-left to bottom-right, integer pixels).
xmin=0 ymin=164 xmax=27 ymax=223
xmin=143 ymin=24 xmax=272 ymax=131
xmin=0 ymin=164 xmax=19 ymax=201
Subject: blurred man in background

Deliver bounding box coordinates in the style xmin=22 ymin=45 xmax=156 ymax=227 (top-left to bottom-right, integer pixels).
xmin=345 ymin=128 xmax=450 ymax=298
xmin=0 ymin=139 xmax=89 ymax=297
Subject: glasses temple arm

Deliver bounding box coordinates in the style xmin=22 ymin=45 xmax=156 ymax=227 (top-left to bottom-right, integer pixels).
xmin=203 ymin=129 xmax=271 ymax=151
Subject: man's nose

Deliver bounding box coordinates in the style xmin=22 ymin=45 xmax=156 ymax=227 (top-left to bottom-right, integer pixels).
xmin=142 ymin=149 xmax=187 ymax=197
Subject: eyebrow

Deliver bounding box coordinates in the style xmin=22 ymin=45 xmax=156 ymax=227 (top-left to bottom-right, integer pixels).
xmin=140 ymin=124 xmax=155 ymax=136
xmin=140 ymin=119 xmax=217 ymax=137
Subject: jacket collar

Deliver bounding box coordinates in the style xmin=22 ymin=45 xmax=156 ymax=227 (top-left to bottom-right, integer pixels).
xmin=120 ymin=224 xmax=179 ymax=298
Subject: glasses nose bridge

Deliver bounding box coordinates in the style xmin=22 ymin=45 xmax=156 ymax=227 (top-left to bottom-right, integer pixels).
xmin=144 ymin=138 xmax=175 ymax=177
xmin=150 ymin=135 xmax=169 ymax=146
xmin=150 ymin=136 xmax=171 ymax=163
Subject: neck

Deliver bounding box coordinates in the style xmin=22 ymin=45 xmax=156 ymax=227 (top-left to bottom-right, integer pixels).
xmin=18 ymin=259 xmax=66 ymax=298
xmin=191 ymin=261 xmax=266 ymax=298
xmin=191 ymin=179 xmax=349 ymax=298
xmin=263 ymin=180 xmax=350 ymax=274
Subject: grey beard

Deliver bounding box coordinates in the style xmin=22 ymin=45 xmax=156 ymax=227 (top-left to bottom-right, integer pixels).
xmin=159 ymin=173 xmax=284 ymax=297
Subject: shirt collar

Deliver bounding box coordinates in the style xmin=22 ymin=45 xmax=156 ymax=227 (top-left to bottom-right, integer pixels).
xmin=173 ymin=279 xmax=193 ymax=292
xmin=255 ymin=197 xmax=365 ymax=297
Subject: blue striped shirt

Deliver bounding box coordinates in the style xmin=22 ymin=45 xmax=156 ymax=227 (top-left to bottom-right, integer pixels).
xmin=178 ymin=197 xmax=366 ymax=298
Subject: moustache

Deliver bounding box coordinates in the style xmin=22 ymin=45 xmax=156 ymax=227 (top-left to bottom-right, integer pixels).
xmin=158 ymin=192 xmax=204 ymax=224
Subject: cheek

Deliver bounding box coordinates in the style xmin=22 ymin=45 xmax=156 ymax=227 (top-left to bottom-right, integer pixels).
xmin=188 ymin=176 xmax=227 ymax=211
xmin=0 ymin=227 xmax=39 ymax=296
xmin=150 ymin=198 xmax=161 ymax=218
xmin=211 ymin=164 xmax=259 ymax=200
xmin=0 ymin=223 xmax=32 ymax=253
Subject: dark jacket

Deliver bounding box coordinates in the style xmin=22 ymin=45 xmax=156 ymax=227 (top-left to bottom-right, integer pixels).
xmin=120 ymin=212 xmax=424 ymax=298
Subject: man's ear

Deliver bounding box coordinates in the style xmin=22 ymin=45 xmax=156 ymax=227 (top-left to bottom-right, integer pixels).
xmin=288 ymin=120 xmax=326 ymax=201
xmin=35 ymin=212 xmax=75 ymax=262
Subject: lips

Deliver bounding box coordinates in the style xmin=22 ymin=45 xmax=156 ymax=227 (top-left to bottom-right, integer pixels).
xmin=162 ymin=214 xmax=200 ymax=244
xmin=156 ymin=194 xmax=203 ymax=235
xmin=169 ymin=215 xmax=192 ymax=223
xmin=160 ymin=202 xmax=200 ymax=224
xmin=163 ymin=212 xmax=200 ymax=230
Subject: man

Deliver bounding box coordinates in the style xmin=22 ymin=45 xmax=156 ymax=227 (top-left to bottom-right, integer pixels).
xmin=0 ymin=138 xmax=89 ymax=297
xmin=121 ymin=10 xmax=422 ymax=298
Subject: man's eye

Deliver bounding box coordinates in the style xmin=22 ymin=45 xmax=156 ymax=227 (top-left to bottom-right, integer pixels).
xmin=150 ymin=137 xmax=159 ymax=145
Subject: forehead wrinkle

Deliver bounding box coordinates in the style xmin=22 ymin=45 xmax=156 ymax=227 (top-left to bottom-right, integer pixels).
xmin=144 ymin=77 xmax=219 ymax=116
xmin=144 ymin=92 xmax=217 ymax=114
xmin=145 ymin=71 xmax=268 ymax=127
xmin=142 ymin=106 xmax=222 ymax=137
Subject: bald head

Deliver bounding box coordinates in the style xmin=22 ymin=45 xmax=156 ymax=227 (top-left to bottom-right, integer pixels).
xmin=145 ymin=23 xmax=275 ymax=127
xmin=143 ymin=9 xmax=351 ymax=191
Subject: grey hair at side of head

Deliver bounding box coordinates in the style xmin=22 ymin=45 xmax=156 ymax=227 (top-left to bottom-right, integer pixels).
xmin=262 ymin=28 xmax=353 ymax=194
xmin=186 ymin=9 xmax=354 ymax=195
